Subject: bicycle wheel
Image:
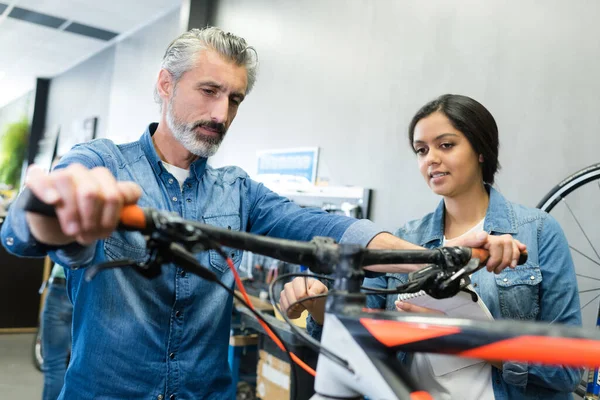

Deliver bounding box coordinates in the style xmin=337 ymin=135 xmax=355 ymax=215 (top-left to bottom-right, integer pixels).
xmin=536 ymin=162 xmax=600 ymax=397
xmin=32 ymin=328 xmax=43 ymax=372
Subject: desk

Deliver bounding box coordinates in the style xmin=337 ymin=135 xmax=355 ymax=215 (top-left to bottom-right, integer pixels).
xmin=231 ymin=294 xmax=318 ymax=400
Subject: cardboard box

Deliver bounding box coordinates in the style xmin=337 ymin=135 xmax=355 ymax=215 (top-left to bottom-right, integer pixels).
xmin=256 ymin=349 xmax=291 ymax=400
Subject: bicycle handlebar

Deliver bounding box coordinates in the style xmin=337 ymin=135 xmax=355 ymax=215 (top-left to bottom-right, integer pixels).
xmin=18 ymin=188 xmax=527 ymax=272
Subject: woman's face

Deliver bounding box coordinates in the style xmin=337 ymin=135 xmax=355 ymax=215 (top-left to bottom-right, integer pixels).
xmin=412 ymin=111 xmax=483 ymax=198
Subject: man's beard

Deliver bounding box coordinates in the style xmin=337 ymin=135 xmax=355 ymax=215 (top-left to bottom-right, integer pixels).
xmin=166 ymin=97 xmax=227 ymax=158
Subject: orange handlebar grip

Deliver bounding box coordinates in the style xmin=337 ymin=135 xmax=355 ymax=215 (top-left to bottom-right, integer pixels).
xmin=119 ymin=205 xmax=147 ymax=230
xmin=471 ymin=248 xmax=490 ymax=264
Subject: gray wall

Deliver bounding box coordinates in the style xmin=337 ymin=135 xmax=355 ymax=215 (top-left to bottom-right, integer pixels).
xmin=46 ymin=47 xmax=116 ymax=147
xmin=106 ymin=9 xmax=181 ymax=143
xmin=212 ymin=0 xmax=600 ymax=231
xmin=45 ymin=8 xmax=181 ymax=147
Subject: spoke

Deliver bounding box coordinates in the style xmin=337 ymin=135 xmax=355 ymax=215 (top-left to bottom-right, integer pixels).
xmin=563 ymin=198 xmax=600 ymax=262
xmin=579 ymin=288 xmax=600 ymax=294
xmin=580 ymin=292 xmax=600 ymax=311
xmin=576 ymin=273 xmax=600 ymax=283
xmin=570 ymin=246 xmax=600 ymax=269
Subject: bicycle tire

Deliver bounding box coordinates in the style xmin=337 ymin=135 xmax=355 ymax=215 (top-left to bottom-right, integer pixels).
xmin=536 ymin=162 xmax=600 ymax=397
xmin=536 ymin=163 xmax=600 ymax=212
xmin=32 ymin=328 xmax=43 ymax=372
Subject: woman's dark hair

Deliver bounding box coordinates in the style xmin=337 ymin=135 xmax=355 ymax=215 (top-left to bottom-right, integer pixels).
xmin=408 ymin=94 xmax=500 ymax=185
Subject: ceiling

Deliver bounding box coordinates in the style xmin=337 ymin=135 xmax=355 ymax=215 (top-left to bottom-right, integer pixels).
xmin=0 ymin=0 xmax=181 ymax=108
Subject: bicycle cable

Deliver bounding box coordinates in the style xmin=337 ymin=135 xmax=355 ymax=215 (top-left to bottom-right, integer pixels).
xmin=267 ymin=272 xmax=353 ymax=373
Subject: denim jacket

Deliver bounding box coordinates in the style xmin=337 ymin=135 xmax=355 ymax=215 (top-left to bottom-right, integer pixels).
xmin=363 ymin=186 xmax=582 ymax=399
xmin=1 ymin=124 xmax=381 ymax=400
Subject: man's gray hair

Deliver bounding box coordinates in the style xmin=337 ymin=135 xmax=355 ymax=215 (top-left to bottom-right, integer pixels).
xmin=153 ymin=27 xmax=258 ymax=108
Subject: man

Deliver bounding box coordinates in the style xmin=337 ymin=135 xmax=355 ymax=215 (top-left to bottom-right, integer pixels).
xmin=1 ymin=27 xmax=522 ymax=399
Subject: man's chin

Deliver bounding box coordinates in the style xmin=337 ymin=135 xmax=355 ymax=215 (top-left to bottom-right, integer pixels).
xmin=187 ymin=142 xmax=221 ymax=158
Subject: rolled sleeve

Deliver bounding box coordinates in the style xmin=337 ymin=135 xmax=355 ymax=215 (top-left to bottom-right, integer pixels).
xmin=1 ymin=192 xmax=96 ymax=268
xmin=502 ymin=361 xmax=529 ymax=387
xmin=339 ymin=219 xmax=383 ymax=247
xmin=1 ymin=204 xmax=47 ymax=258
xmin=306 ymin=314 xmax=323 ymax=341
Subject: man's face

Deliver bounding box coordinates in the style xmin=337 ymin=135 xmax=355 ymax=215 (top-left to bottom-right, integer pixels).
xmin=166 ymin=49 xmax=248 ymax=158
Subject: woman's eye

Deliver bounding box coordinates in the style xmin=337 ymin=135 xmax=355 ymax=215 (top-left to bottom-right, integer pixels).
xmin=415 ymin=147 xmax=427 ymax=155
xmin=440 ymin=142 xmax=454 ymax=149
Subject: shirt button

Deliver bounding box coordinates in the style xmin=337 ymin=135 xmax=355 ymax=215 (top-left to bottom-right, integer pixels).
xmin=158 ymin=396 xmax=164 ymax=400
xmin=168 ymin=178 xmax=174 ymax=184
xmin=6 ymin=237 xmax=14 ymax=246
xmin=530 ymin=275 xmax=536 ymax=280
xmin=172 ymin=196 xmax=177 ymax=202
xmin=180 ymin=271 xmax=186 ymax=278
xmin=175 ymin=310 xmax=181 ymax=318
xmin=169 ymin=395 xmax=175 ymax=400
xmin=186 ymin=198 xmax=191 ymax=203
xmin=186 ymin=183 xmax=192 ymax=188
xmin=169 ymin=352 xmax=175 ymax=359
xmin=473 ymin=283 xmax=478 ymax=288
xmin=503 ymin=278 xmax=508 ymax=282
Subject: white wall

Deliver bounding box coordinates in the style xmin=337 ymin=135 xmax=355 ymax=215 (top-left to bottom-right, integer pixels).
xmin=212 ymin=0 xmax=600 ymax=231
xmin=45 ymin=8 xmax=181 ymax=146
xmin=106 ymin=9 xmax=182 ymax=143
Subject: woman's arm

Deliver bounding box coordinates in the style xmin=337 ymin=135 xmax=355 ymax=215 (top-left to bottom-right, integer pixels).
xmin=504 ymin=214 xmax=582 ymax=392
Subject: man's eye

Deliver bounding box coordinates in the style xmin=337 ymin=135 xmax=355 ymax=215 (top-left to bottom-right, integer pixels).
xmin=202 ymin=89 xmax=216 ymax=95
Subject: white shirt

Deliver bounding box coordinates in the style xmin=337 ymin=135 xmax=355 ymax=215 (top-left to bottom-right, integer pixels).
xmin=162 ymin=162 xmax=190 ymax=190
xmin=409 ymin=217 xmax=495 ymax=400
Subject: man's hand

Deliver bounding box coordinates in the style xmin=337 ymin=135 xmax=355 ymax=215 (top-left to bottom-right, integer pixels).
xmin=24 ymin=163 xmax=142 ymax=246
xmin=279 ymin=277 xmax=328 ymax=325
xmin=446 ymin=231 xmax=527 ymax=274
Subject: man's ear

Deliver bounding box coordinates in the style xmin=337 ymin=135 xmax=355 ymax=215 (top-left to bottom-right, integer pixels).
xmin=156 ymin=69 xmax=174 ymax=101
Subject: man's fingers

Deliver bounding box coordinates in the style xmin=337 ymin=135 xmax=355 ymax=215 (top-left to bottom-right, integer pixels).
xmin=117 ymin=182 xmax=142 ymax=204
xmin=53 ymin=170 xmax=81 ymax=237
xmin=90 ymin=168 xmax=122 ymax=234
xmin=25 ymin=164 xmax=60 ymax=204
xmin=70 ymin=165 xmax=103 ymax=233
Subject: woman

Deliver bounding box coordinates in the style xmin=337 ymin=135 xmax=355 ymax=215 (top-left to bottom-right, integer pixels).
xmin=364 ymin=94 xmax=581 ymax=399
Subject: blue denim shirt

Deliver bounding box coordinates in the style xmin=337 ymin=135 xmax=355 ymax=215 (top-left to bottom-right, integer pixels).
xmin=363 ymin=186 xmax=582 ymax=399
xmin=1 ymin=124 xmax=381 ymax=400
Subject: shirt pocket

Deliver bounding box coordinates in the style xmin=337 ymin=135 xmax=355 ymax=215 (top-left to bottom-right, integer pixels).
xmin=104 ymin=232 xmax=149 ymax=264
xmin=202 ymin=213 xmax=243 ymax=274
xmin=495 ymin=263 xmax=542 ymax=320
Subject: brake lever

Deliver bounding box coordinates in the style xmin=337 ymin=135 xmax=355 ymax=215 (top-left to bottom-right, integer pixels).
xmin=84 ymin=258 xmax=158 ymax=281
xmin=439 ymin=258 xmax=481 ymax=292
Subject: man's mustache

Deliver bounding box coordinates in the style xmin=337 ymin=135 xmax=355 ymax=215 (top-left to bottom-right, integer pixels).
xmin=191 ymin=121 xmax=226 ymax=135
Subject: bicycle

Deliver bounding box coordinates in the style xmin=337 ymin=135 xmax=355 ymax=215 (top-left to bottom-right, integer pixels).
xmin=21 ymin=188 xmax=600 ymax=400
xmin=537 ymin=162 xmax=600 ymax=398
